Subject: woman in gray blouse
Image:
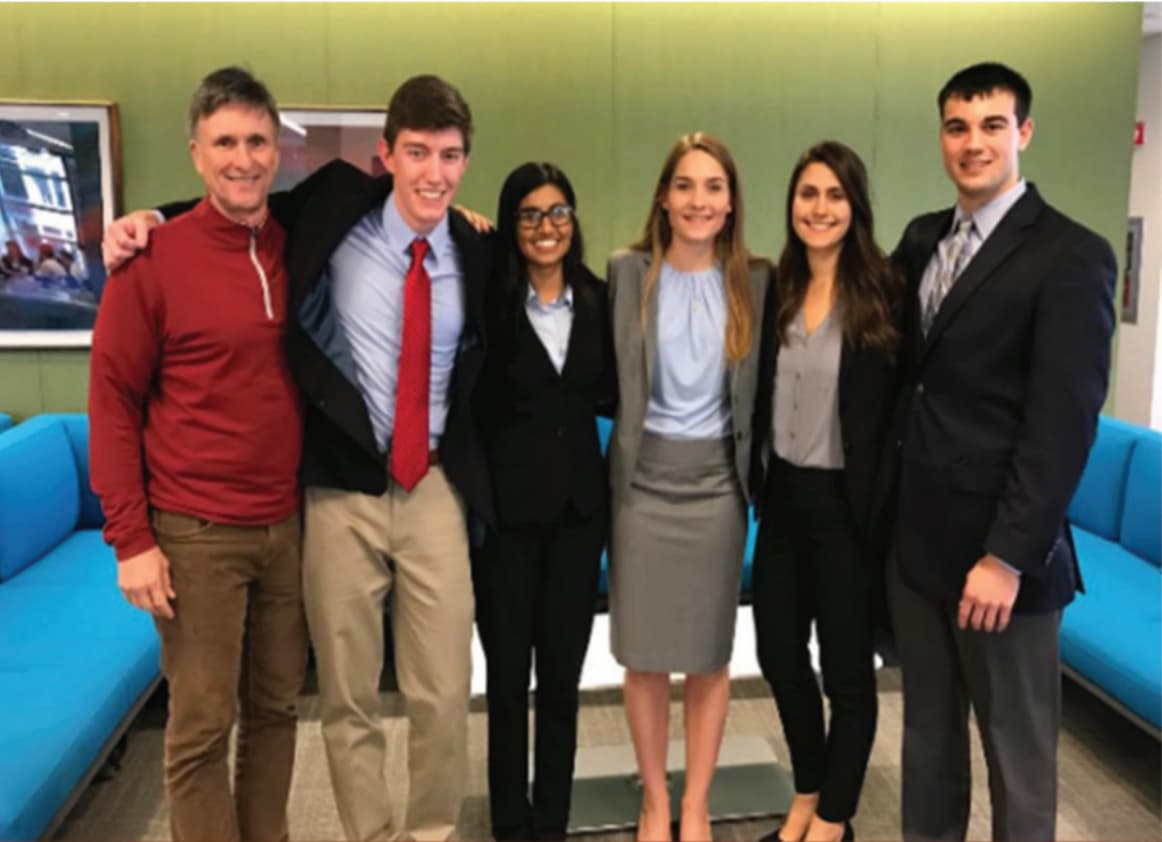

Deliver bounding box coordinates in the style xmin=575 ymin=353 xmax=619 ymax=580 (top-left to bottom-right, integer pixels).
xmin=749 ymin=142 xmax=902 ymax=842
xmin=606 ymin=133 xmax=769 ymax=842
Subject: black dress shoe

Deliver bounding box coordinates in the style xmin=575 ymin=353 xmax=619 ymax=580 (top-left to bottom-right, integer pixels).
xmin=759 ymin=823 xmax=852 ymax=842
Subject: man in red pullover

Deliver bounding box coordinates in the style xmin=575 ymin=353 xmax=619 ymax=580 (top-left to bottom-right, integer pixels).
xmin=88 ymin=67 xmax=306 ymax=842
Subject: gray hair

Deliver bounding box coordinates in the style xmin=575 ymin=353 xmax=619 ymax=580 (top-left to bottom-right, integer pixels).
xmin=187 ymin=66 xmax=279 ymax=139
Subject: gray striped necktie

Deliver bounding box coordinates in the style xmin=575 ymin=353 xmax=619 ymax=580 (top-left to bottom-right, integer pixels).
xmin=922 ymin=216 xmax=974 ymax=335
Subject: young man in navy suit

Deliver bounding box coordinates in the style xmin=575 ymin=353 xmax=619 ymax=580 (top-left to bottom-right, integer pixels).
xmin=887 ymin=62 xmax=1116 ymax=841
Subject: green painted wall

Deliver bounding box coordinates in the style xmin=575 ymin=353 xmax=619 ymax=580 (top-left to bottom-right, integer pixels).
xmin=0 ymin=2 xmax=1141 ymax=418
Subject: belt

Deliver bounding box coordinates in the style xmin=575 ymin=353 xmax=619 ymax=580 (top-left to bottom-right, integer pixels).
xmin=386 ymin=448 xmax=440 ymax=471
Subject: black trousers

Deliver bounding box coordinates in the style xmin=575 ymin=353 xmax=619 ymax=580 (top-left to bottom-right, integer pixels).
xmin=473 ymin=505 xmax=606 ymax=841
xmin=752 ymin=458 xmax=877 ymax=823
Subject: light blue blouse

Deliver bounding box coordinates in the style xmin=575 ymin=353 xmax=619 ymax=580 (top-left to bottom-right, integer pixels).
xmin=643 ymin=261 xmax=731 ymax=439
xmin=525 ymin=282 xmax=574 ymax=374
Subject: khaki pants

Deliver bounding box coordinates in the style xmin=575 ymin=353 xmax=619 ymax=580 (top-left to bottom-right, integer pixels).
xmin=152 ymin=509 xmax=307 ymax=842
xmin=303 ymin=467 xmax=474 ymax=842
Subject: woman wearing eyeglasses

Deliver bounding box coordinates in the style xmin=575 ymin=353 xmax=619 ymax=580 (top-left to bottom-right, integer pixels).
xmin=473 ymin=161 xmax=617 ymax=841
xmin=607 ymin=133 xmax=769 ymax=841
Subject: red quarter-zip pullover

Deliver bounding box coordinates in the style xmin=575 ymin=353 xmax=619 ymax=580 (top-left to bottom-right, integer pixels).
xmin=89 ymin=198 xmax=304 ymax=560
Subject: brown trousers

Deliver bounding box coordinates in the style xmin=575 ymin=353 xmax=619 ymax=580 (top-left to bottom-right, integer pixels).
xmin=152 ymin=509 xmax=308 ymax=842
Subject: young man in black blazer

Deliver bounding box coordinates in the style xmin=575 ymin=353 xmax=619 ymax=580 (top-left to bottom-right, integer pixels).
xmin=887 ymin=62 xmax=1116 ymax=841
xmin=103 ymin=75 xmax=493 ymax=842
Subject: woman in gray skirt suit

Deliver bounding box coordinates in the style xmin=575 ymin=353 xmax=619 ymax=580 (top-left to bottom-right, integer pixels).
xmin=606 ymin=132 xmax=769 ymax=842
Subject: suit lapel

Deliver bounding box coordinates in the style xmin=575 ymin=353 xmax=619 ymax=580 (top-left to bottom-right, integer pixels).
xmin=448 ymin=211 xmax=487 ymax=343
xmin=641 ymin=255 xmax=659 ymax=399
xmin=518 ymin=304 xmax=561 ymax=380
xmin=560 ymin=281 xmax=592 ymax=382
xmin=909 ymin=210 xmax=951 ymax=367
xmin=921 ymin=187 xmax=1044 ymax=361
xmin=729 ymin=263 xmax=765 ymax=411
xmin=294 ymin=173 xmax=393 ymax=317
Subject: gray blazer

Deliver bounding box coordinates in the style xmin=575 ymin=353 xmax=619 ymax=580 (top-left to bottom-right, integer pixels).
xmin=606 ymin=247 xmax=771 ymax=508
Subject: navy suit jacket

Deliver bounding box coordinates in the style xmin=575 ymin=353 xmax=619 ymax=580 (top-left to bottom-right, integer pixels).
xmin=887 ymin=184 xmax=1116 ymax=613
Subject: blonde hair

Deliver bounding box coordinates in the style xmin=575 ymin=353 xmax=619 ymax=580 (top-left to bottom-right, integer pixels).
xmin=632 ymin=132 xmax=754 ymax=363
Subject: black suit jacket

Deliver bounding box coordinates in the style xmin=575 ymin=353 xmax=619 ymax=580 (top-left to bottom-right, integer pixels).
xmin=166 ymin=161 xmax=495 ymax=523
xmin=888 ymin=184 xmax=1116 ymax=613
xmin=479 ymin=265 xmax=616 ymax=525
xmin=750 ymin=272 xmax=901 ymax=560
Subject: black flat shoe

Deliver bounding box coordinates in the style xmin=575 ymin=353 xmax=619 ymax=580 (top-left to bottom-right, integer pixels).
xmin=761 ymin=822 xmax=851 ymax=842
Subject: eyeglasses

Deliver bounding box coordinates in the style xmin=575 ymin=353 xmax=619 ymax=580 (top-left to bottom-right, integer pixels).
xmin=516 ymin=203 xmax=574 ymax=229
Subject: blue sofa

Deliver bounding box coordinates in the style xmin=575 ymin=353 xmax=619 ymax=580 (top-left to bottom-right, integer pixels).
xmin=1063 ymin=415 xmax=1161 ymax=733
xmin=0 ymin=413 xmax=161 ymax=841
xmin=0 ymin=413 xmax=12 ymax=433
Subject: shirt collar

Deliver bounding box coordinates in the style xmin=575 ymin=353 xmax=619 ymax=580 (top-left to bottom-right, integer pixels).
xmin=954 ymin=178 xmax=1027 ymax=241
xmin=526 ymin=282 xmax=573 ymax=310
xmin=193 ymin=197 xmax=281 ymax=249
xmin=382 ymin=191 xmax=454 ymax=265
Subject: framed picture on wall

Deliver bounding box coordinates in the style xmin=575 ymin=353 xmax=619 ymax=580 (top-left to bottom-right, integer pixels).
xmin=0 ymin=101 xmax=121 ymax=347
xmin=276 ymin=107 xmax=386 ymax=190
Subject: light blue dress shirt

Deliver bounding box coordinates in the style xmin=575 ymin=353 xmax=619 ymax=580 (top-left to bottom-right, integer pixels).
xmin=918 ymin=179 xmax=1028 ymax=313
xmin=644 ymin=261 xmax=731 ymax=439
xmin=329 ymin=193 xmax=465 ymax=452
xmin=526 ymin=282 xmax=574 ymax=374
xmin=918 ymin=178 xmax=1028 ymax=578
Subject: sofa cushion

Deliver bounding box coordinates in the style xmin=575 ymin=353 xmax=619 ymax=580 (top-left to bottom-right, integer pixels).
xmin=0 ymin=568 xmax=160 ymax=841
xmin=3 ymin=530 xmax=116 ymax=590
xmin=596 ymin=416 xmax=612 ymax=456
xmin=742 ymin=506 xmax=758 ymax=593
xmin=1068 ymin=416 xmax=1138 ymax=541
xmin=1063 ymin=528 xmax=1162 ymax=728
xmin=0 ymin=656 xmax=159 ymax=841
xmin=0 ymin=413 xmax=11 ymax=433
xmin=1120 ymin=431 xmax=1161 ymax=569
xmin=33 ymin=413 xmax=105 ymax=529
xmin=0 ymin=583 xmax=158 ymax=669
xmin=0 ymin=420 xmax=80 ymax=582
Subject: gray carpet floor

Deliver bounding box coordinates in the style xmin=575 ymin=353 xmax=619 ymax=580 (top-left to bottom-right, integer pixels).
xmin=55 ymin=671 xmax=1160 ymax=841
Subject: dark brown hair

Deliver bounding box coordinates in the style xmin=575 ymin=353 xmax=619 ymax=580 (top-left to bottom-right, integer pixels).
xmin=383 ymin=74 xmax=473 ymax=155
xmin=633 ymin=132 xmax=754 ymax=364
xmin=775 ymin=141 xmax=900 ymax=354
xmin=939 ymin=62 xmax=1032 ymax=125
xmin=187 ymin=66 xmax=279 ymax=139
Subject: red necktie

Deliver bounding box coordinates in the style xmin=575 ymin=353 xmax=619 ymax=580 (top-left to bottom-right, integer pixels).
xmin=390 ymin=238 xmax=431 ymax=491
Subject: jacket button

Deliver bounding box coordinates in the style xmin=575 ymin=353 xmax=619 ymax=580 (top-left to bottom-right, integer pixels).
xmin=916 ymin=383 xmax=925 ymax=394
xmin=557 ymin=427 xmax=565 ymax=438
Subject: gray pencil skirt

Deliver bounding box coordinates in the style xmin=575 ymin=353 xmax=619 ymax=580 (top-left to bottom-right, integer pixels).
xmin=609 ymin=432 xmax=748 ymax=674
